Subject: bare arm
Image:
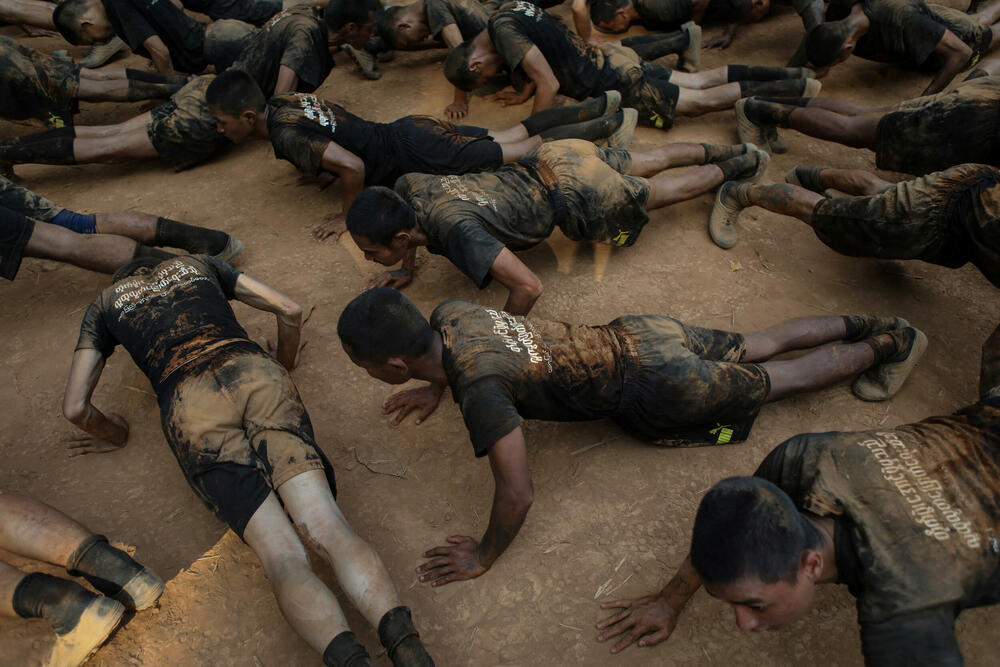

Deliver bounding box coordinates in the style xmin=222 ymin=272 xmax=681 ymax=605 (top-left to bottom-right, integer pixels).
xmin=63 ymin=348 xmax=128 ymax=448
xmin=232 ymin=274 xmax=304 ymax=370
xmin=923 ymin=30 xmax=973 ymax=95
xmin=489 ymin=247 xmax=543 ymax=316
xmin=310 ymin=141 xmax=366 ymax=242
xmin=440 ymin=23 xmax=463 ymax=49
xmin=142 ymin=35 xmax=175 ymax=75
xmin=571 ymin=0 xmax=591 ymax=41
xmin=416 ymin=427 xmax=533 ymax=585
xmin=596 ymin=555 xmax=703 ymax=653
xmin=520 ymin=46 xmax=560 ymax=114
xmin=274 ymin=64 xmax=300 ymax=95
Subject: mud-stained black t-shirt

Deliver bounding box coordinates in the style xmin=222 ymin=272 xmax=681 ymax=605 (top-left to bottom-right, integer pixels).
xmin=76 ymin=255 xmax=250 ymax=395
xmin=231 ymin=5 xmax=331 ymax=95
xmin=426 ymin=0 xmax=490 ymax=40
xmin=266 ymin=93 xmax=397 ymax=181
xmin=432 ymin=299 xmax=631 ymax=456
xmin=634 ymin=0 xmax=692 ymax=28
xmin=756 ymin=405 xmax=1000 ymax=664
xmin=826 ymin=0 xmax=946 ymax=65
xmin=394 ymin=165 xmax=554 ymax=287
xmin=101 ymin=0 xmax=208 ymax=74
xmin=489 ymin=1 xmax=620 ymax=99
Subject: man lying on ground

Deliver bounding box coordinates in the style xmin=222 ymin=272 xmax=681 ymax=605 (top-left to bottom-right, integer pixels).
xmin=588 ymin=0 xmax=768 ymax=50
xmin=596 ymin=323 xmax=1000 ymax=666
xmin=1 ymin=176 xmax=241 ymax=281
xmin=338 ymin=288 xmax=925 ymax=586
xmin=732 ymin=73 xmax=1000 ymax=167
xmin=804 ymin=0 xmax=1000 ymax=94
xmin=0 ymin=493 xmax=163 ymax=667
xmin=345 ymin=138 xmax=766 ymax=314
xmin=0 ymin=34 xmax=186 ymax=129
xmin=64 ymin=254 xmax=435 ymax=667
xmin=205 ymin=69 xmax=638 ymax=247
xmin=707 ymin=162 xmax=1000 ymax=289
xmin=445 ymin=1 xmax=818 ymax=129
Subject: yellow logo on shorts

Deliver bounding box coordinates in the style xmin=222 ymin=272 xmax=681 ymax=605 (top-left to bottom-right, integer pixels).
xmin=48 ymin=113 xmax=66 ymax=128
xmin=612 ymin=230 xmax=630 ymax=246
xmin=710 ymin=425 xmax=734 ymax=444
xmin=648 ymin=113 xmax=665 ymax=129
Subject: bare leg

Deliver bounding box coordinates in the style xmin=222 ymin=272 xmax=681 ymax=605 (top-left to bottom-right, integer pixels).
xmin=676 ymin=83 xmax=742 ymax=116
xmin=804 ymin=96 xmax=881 ymax=115
xmin=489 ymin=125 xmax=529 ymax=143
xmin=499 ymin=136 xmax=542 ymax=162
xmin=94 ymin=212 xmax=159 ymax=242
xmin=762 ymin=342 xmax=876 ymax=401
xmin=627 ymin=143 xmax=706 ymax=176
xmin=75 ymin=113 xmax=153 ymax=138
xmin=816 ymin=167 xmax=894 ymax=195
xmin=76 ymin=77 xmax=180 ymax=103
xmin=788 ymin=107 xmax=881 ymax=149
xmin=743 ymin=316 xmax=848 ymax=360
xmin=0 ymin=561 xmax=24 ymax=617
xmin=277 ymin=470 xmax=400 ymax=627
xmin=744 ymin=182 xmax=824 ymax=223
xmin=0 ymin=494 xmax=91 ymax=567
xmin=73 ymin=130 xmax=159 ymax=164
xmin=24 ymin=220 xmax=138 ymax=273
xmin=243 ymin=491 xmax=351 ymax=654
xmin=972 ymin=0 xmax=1000 ymax=25
xmin=0 ymin=0 xmax=56 ymax=29
xmin=668 ymin=67 xmax=730 ymax=90
xmin=646 ymin=164 xmax=724 ymax=209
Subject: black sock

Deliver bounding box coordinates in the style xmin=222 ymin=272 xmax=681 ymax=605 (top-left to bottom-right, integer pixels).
xmin=12 ymin=573 xmax=97 ymax=636
xmin=521 ymin=94 xmax=611 ymax=135
xmin=738 ymin=79 xmax=810 ymax=98
xmin=701 ymin=143 xmax=748 ymax=163
xmin=862 ymin=329 xmax=915 ymax=365
xmin=744 ymin=98 xmax=795 ymax=127
xmin=727 ymin=65 xmax=810 ymax=82
xmin=842 ymin=315 xmax=907 ymax=342
xmin=65 ymin=534 xmax=145 ymax=601
xmin=132 ymin=244 xmax=175 ymax=260
xmin=125 ymin=68 xmax=172 ymax=84
xmin=322 ymin=631 xmax=373 ymax=667
xmin=153 ymin=217 xmax=229 ymax=254
xmin=126 ymin=79 xmax=184 ymax=101
xmin=538 ymin=111 xmax=624 ymax=142
xmin=623 ymin=30 xmax=688 ymax=60
xmin=0 ymin=127 xmax=76 ymax=165
xmin=378 ymin=606 xmax=434 ymax=667
xmin=716 ymin=152 xmax=759 ymax=181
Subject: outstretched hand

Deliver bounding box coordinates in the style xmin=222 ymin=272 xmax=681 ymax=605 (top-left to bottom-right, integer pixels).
xmin=312 ymin=213 xmax=347 ymax=242
xmin=417 ymin=535 xmax=489 ymax=586
xmin=492 ymin=90 xmax=531 ymax=106
xmin=66 ymin=413 xmax=130 ymax=457
xmin=383 ymin=383 xmax=443 ymax=425
xmin=704 ymin=33 xmax=733 ymax=49
xmin=596 ymin=595 xmax=680 ymax=654
xmin=444 ymin=102 xmax=469 ymax=120
xmin=366 ymin=268 xmax=413 ymax=291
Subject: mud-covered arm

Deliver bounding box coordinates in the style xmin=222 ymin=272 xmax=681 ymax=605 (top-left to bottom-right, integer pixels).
xmin=142 ymin=35 xmax=175 ymax=75
xmin=489 ymin=248 xmax=543 ymax=316
xmin=320 ymin=141 xmax=366 ymax=216
xmin=63 ymin=348 xmax=129 ymax=447
xmin=274 ymin=64 xmax=300 ymax=95
xmin=923 ymin=30 xmax=973 ymax=95
xmin=232 ymin=274 xmax=303 ymax=370
xmin=520 ymin=45 xmax=559 ymax=113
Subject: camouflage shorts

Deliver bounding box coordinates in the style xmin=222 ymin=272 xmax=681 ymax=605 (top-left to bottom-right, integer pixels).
xmin=147 ymin=76 xmax=231 ymax=171
xmin=601 ymin=43 xmax=679 ymax=129
xmin=0 ymin=35 xmax=79 ymax=127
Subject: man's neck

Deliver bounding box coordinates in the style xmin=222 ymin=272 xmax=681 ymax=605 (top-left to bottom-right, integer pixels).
xmin=472 ymin=28 xmax=495 ymax=56
xmin=407 ymin=332 xmax=448 ymax=385
xmin=807 ymin=515 xmax=840 ymax=584
xmin=847 ymin=3 xmax=870 ymax=39
xmin=409 ymin=225 xmax=428 ymax=248
xmin=253 ymin=109 xmax=269 ymax=139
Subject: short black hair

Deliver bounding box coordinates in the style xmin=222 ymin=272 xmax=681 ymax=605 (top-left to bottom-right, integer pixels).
xmin=805 ymin=21 xmax=852 ymax=67
xmin=377 ymin=5 xmax=405 ymax=48
xmin=346 ymin=187 xmax=417 ymax=246
xmin=443 ymin=41 xmax=479 ymax=92
xmin=690 ymin=477 xmax=821 ymax=585
xmin=52 ymin=0 xmax=89 ymax=45
xmin=337 ymin=288 xmax=435 ymax=363
xmin=325 ymin=0 xmax=376 ymax=31
xmin=206 ymin=70 xmax=267 ymax=116
xmin=589 ymin=0 xmax=629 ymax=25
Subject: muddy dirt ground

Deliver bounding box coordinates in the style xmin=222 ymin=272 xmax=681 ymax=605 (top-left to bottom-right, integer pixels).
xmin=2 ymin=2 xmax=999 ymax=665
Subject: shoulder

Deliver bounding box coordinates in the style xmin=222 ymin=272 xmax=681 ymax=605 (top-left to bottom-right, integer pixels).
xmin=430 ymin=298 xmax=479 ymax=329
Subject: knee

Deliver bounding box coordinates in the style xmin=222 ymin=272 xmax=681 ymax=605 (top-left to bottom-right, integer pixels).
xmin=295 ymin=512 xmax=360 ymax=559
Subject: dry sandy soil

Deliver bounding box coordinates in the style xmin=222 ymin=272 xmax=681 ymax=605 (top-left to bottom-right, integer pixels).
xmin=2 ymin=2 xmax=999 ymax=665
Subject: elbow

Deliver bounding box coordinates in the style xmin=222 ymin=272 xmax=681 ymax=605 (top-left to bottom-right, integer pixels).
xmin=523 ymin=275 xmax=544 ymax=301
xmin=502 ymin=480 xmax=534 ymax=517
xmin=62 ymin=396 xmax=86 ymax=425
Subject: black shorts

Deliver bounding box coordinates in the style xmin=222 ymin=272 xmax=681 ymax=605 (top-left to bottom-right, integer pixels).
xmin=0 ymin=207 xmax=34 ymax=280
xmin=390 ymin=116 xmax=504 ymax=177
xmin=147 ymin=76 xmax=230 ymax=171
xmin=201 ymin=0 xmax=281 ymax=24
xmin=810 ymin=163 xmax=1000 ymax=271
xmin=610 ymin=315 xmax=770 ymax=446
xmin=157 ymin=342 xmax=336 ymax=539
xmin=0 ymin=35 xmax=80 ymax=127
xmin=602 ymin=44 xmax=680 ymax=129
xmin=876 ymin=77 xmax=1000 ymax=175
xmin=0 ymin=177 xmax=62 ymax=222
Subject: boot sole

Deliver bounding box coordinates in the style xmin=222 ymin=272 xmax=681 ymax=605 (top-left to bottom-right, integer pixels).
xmin=46 ymin=598 xmax=125 ymax=667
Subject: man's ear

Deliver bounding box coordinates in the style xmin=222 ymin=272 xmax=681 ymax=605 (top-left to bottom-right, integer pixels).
xmin=800 ymin=550 xmax=823 ymax=582
xmin=752 ymin=0 xmax=766 ymax=9
xmin=615 ymin=7 xmax=628 ymax=19
xmin=241 ymin=109 xmax=257 ymax=124
xmin=386 ymin=356 xmax=410 ymax=376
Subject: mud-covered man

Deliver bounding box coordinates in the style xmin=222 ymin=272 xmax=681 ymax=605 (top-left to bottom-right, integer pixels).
xmin=444 ymin=1 xmax=818 ymax=129
xmin=804 ymin=0 xmax=1000 ymax=94
xmin=206 ymin=70 xmax=638 ymax=251
xmin=596 ymin=323 xmax=1000 ymax=666
xmin=338 ymin=288 xmax=926 ymax=587
xmin=344 ymin=138 xmax=768 ymax=314
xmin=588 ymin=0 xmax=769 ymax=50
xmin=707 ymin=161 xmax=1000 ymax=289
xmin=63 ymin=255 xmax=435 ymax=666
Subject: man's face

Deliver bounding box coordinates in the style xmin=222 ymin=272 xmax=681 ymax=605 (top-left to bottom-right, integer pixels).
xmin=343 ymin=344 xmax=410 ymax=384
xmin=704 ymin=573 xmax=817 ymax=633
xmin=468 ymin=52 xmax=505 ymax=87
xmin=329 ymin=12 xmax=377 ymax=49
xmin=210 ymin=108 xmax=255 ymax=143
xmin=748 ymin=0 xmax=770 ymax=22
xmin=596 ymin=9 xmax=630 ymax=34
xmin=351 ymin=233 xmax=408 ymax=266
xmin=394 ymin=19 xmax=430 ymax=48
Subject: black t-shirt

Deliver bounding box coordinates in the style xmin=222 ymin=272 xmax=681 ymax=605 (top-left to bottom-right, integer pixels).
xmin=432 ymin=299 xmax=631 ymax=456
xmin=100 ymin=0 xmax=208 ymax=74
xmin=426 ymin=0 xmax=490 ymax=40
xmin=488 ymin=1 xmax=620 ymax=99
xmin=826 ymin=0 xmax=945 ymax=65
xmin=266 ymin=93 xmax=396 ymax=181
xmin=75 ymin=255 xmax=250 ymax=395
xmin=394 ymin=164 xmax=554 ymax=287
xmin=231 ymin=5 xmax=331 ymax=95
xmin=634 ymin=0 xmax=692 ymax=28
xmin=755 ymin=403 xmax=1000 ymax=664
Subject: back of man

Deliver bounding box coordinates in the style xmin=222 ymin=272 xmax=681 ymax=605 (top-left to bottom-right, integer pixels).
xmin=231 ymin=4 xmax=332 ymax=95
xmin=101 ymin=0 xmax=208 ymax=73
xmin=427 ymin=0 xmax=490 ymax=40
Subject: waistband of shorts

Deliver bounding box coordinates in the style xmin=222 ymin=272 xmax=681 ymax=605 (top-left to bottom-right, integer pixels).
xmin=159 ymin=338 xmax=261 ymax=386
xmin=519 ymin=156 xmax=568 ymax=228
